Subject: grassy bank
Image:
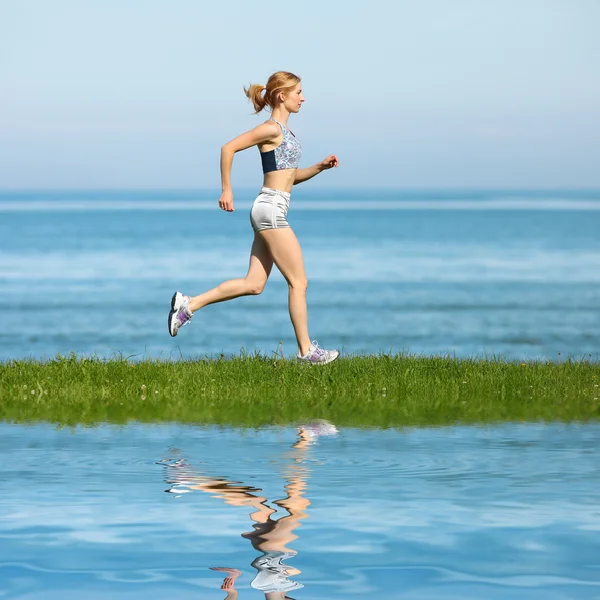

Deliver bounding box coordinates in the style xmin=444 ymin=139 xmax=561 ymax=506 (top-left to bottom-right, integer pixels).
xmin=1 ymin=354 xmax=599 ymax=427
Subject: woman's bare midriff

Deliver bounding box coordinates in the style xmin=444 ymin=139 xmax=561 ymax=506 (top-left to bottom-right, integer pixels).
xmin=263 ymin=169 xmax=296 ymax=194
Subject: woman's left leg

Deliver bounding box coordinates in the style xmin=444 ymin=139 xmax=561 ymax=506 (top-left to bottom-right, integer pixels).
xmin=188 ymin=233 xmax=273 ymax=312
xmin=168 ymin=234 xmax=273 ymax=337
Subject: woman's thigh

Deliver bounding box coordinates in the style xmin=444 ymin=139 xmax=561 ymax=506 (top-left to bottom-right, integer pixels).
xmin=246 ymin=233 xmax=274 ymax=285
xmin=258 ymin=228 xmax=307 ymax=286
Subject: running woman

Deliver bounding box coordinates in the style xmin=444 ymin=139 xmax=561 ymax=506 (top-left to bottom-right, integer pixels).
xmin=168 ymin=71 xmax=340 ymax=365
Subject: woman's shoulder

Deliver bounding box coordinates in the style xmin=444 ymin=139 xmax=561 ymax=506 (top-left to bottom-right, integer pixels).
xmin=261 ymin=118 xmax=282 ymax=131
xmin=255 ymin=119 xmax=283 ymax=141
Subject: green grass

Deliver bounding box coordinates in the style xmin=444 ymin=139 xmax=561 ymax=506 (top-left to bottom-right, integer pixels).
xmin=1 ymin=353 xmax=599 ymax=427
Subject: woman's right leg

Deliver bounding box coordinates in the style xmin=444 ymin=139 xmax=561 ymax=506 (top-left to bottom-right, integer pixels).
xmin=258 ymin=227 xmax=311 ymax=356
xmin=187 ymin=234 xmax=273 ymax=312
xmin=259 ymin=227 xmax=340 ymax=364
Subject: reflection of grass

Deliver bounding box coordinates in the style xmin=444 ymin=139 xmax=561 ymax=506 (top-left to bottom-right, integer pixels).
xmin=1 ymin=353 xmax=599 ymax=426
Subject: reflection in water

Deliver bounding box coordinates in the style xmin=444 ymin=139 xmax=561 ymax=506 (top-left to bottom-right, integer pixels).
xmin=160 ymin=420 xmax=338 ymax=599
xmin=209 ymin=567 xmax=243 ymax=599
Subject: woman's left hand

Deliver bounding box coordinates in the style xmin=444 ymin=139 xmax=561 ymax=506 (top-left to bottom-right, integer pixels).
xmin=318 ymin=155 xmax=339 ymax=171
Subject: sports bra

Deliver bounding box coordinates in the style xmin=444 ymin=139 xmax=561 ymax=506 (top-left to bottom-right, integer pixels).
xmin=260 ymin=118 xmax=302 ymax=173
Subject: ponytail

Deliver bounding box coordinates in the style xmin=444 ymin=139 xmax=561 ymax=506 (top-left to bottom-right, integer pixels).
xmin=244 ymin=83 xmax=267 ymax=114
xmin=243 ymin=71 xmax=301 ymax=114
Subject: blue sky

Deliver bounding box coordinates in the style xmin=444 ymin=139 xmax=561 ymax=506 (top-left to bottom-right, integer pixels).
xmin=1 ymin=0 xmax=599 ymax=189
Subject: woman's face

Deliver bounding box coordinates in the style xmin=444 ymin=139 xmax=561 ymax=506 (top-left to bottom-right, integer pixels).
xmin=282 ymin=83 xmax=305 ymax=113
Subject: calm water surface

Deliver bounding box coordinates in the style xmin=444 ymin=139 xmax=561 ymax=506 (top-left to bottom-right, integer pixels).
xmin=1 ymin=189 xmax=600 ymax=361
xmin=1 ymin=421 xmax=600 ymax=599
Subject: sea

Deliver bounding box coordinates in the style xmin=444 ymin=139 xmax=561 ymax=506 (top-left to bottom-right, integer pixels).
xmin=2 ymin=189 xmax=600 ymax=599
xmin=1 ymin=188 xmax=599 ymax=362
xmin=2 ymin=422 xmax=600 ymax=600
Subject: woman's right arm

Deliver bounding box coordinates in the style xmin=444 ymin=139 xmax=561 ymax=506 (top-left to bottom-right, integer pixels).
xmin=218 ymin=121 xmax=280 ymax=212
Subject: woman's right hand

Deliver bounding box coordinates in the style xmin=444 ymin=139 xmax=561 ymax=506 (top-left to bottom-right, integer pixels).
xmin=219 ymin=190 xmax=234 ymax=212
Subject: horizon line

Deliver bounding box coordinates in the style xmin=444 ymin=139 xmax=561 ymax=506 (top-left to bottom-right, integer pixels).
xmin=1 ymin=186 xmax=600 ymax=194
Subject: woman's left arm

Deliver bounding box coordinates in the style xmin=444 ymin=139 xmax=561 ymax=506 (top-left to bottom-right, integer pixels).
xmin=293 ymin=155 xmax=339 ymax=185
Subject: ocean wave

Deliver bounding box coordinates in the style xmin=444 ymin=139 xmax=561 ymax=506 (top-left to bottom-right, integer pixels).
xmin=2 ymin=246 xmax=600 ymax=282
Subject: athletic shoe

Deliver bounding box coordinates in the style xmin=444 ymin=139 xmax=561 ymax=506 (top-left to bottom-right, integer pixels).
xmin=299 ymin=419 xmax=339 ymax=437
xmin=168 ymin=292 xmax=192 ymax=337
xmin=250 ymin=551 xmax=303 ymax=593
xmin=297 ymin=340 xmax=339 ymax=365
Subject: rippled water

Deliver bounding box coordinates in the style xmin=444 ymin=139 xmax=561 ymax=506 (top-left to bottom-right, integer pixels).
xmin=2 ymin=422 xmax=600 ymax=599
xmin=1 ymin=189 xmax=600 ymax=361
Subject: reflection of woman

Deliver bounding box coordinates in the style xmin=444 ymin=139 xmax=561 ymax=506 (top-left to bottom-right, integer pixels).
xmin=162 ymin=421 xmax=337 ymax=599
xmin=209 ymin=567 xmax=242 ymax=600
xmin=242 ymin=432 xmax=311 ymax=597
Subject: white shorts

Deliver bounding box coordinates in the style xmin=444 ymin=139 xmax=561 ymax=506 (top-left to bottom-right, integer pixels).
xmin=249 ymin=187 xmax=291 ymax=232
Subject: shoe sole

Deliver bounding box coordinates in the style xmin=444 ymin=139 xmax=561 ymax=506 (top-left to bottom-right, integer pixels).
xmin=168 ymin=292 xmax=184 ymax=337
xmin=297 ymin=350 xmax=340 ymax=365
xmin=321 ymin=350 xmax=340 ymax=365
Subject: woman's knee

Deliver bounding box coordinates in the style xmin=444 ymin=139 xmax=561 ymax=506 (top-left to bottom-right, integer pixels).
xmin=288 ymin=277 xmax=308 ymax=292
xmin=246 ymin=279 xmax=266 ymax=295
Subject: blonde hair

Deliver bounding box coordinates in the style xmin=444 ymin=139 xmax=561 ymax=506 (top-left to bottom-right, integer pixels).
xmin=244 ymin=71 xmax=301 ymax=114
